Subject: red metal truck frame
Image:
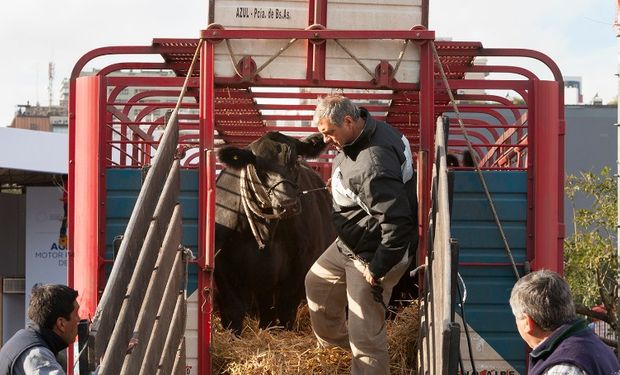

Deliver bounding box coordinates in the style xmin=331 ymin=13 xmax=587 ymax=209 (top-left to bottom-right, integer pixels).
xmin=68 ymin=25 xmax=564 ymax=374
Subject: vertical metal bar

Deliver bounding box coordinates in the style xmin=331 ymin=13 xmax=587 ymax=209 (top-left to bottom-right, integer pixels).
xmin=557 ymin=122 xmax=566 ymax=270
xmin=526 ymin=87 xmax=535 ymax=264
xmin=421 ymin=0 xmax=429 ymax=28
xmin=104 ymin=108 xmax=114 ymax=169
xmin=71 ymin=76 xmax=105 ymax=375
xmin=418 ymin=40 xmax=434 ymax=265
xmin=447 ymin=323 xmax=461 ymax=375
xmin=67 ymin=76 xmax=77 ymax=375
xmin=305 ymin=0 xmax=315 ymax=81
xmin=98 ymin=77 xmax=110 ymax=299
xmin=199 ymin=38 xmax=214 ymax=375
xmin=314 ymin=0 xmax=327 ymax=81
xmin=78 ymin=319 xmax=90 ymax=374
xmin=616 ymin=14 xmax=620 ymax=360
xmin=449 ymin=240 xmax=459 ymax=323
xmin=556 ymin=76 xmax=566 ymax=275
xmin=207 ymin=0 xmax=214 ymax=24
xmin=72 ymin=76 xmax=104 ymax=319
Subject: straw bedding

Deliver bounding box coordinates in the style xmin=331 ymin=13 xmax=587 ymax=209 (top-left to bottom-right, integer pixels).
xmin=211 ymin=300 xmax=420 ymax=374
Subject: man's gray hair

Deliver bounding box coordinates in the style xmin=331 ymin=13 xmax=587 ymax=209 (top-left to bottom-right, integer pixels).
xmin=313 ymin=95 xmax=360 ymax=127
xmin=509 ymin=270 xmax=577 ymax=331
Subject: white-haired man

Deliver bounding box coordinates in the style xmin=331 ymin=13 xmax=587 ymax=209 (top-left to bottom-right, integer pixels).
xmin=305 ymin=95 xmax=418 ymax=374
xmin=510 ymin=270 xmax=620 ymax=375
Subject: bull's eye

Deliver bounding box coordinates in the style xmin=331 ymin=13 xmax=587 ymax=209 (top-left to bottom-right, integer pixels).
xmin=275 ymin=144 xmax=282 ymax=153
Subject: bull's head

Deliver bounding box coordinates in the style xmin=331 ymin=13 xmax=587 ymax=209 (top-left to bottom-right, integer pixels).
xmin=218 ymin=132 xmax=326 ymax=219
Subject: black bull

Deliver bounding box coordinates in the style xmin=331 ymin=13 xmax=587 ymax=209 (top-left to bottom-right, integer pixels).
xmin=214 ymin=132 xmax=336 ymax=334
xmin=214 ymin=131 xmax=418 ymax=334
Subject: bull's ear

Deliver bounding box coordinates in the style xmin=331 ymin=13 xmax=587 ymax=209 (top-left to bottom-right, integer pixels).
xmin=296 ymin=132 xmax=327 ymax=158
xmin=218 ymin=146 xmax=255 ymax=169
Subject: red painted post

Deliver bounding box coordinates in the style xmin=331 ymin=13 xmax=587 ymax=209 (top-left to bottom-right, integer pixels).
xmin=69 ymin=76 xmax=106 ymax=375
xmin=313 ymin=0 xmax=327 ymax=81
xmin=305 ymin=0 xmax=315 ymax=81
xmin=199 ymin=39 xmax=215 ymax=375
xmin=418 ymin=39 xmax=434 ymax=263
xmin=532 ymin=80 xmax=563 ymax=273
xmin=71 ymin=76 xmax=105 ymax=321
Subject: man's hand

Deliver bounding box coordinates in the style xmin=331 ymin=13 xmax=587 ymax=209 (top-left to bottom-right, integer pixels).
xmin=363 ymin=266 xmax=378 ymax=285
xmin=362 ymin=263 xmax=388 ymax=311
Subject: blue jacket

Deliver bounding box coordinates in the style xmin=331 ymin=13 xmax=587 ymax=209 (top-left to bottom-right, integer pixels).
xmin=529 ymin=319 xmax=620 ymax=375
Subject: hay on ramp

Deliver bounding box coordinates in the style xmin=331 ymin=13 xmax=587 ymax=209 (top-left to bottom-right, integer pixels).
xmin=212 ymin=300 xmax=420 ymax=374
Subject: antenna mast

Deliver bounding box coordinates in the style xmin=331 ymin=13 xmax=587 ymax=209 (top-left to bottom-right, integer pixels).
xmin=48 ymin=61 xmax=55 ymax=109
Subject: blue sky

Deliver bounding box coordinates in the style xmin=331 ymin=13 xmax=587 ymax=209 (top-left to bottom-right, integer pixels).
xmin=0 ymin=0 xmax=617 ymax=127
xmin=430 ymin=0 xmax=618 ymax=102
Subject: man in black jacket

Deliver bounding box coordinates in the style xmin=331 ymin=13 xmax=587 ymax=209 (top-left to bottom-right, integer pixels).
xmin=0 ymin=284 xmax=80 ymax=375
xmin=305 ymin=95 xmax=418 ymax=374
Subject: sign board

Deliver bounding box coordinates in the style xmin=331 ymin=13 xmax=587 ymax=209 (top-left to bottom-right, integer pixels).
xmin=25 ymin=186 xmax=68 ymax=320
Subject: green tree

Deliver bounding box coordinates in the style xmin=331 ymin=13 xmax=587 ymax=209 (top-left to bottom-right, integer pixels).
xmin=564 ymin=167 xmax=617 ymax=331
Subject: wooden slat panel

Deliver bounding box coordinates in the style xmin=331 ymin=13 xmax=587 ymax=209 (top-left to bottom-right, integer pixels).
xmin=171 ymin=338 xmax=186 ymax=375
xmin=419 ymin=117 xmax=455 ymax=375
xmin=92 ymin=114 xmax=179 ymax=361
xmin=139 ymin=243 xmax=185 ymax=375
xmin=156 ymin=293 xmax=187 ymax=375
xmin=102 ymin=162 xmax=180 ymax=375
xmin=120 ymin=205 xmax=182 ymax=374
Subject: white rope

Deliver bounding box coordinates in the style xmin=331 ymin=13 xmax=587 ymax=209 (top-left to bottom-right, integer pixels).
xmin=239 ymin=164 xmax=282 ymax=249
xmin=240 ymin=164 xmax=281 ymax=219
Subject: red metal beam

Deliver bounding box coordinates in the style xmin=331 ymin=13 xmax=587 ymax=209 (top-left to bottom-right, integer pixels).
xmin=417 ymin=40 xmax=434 ymax=264
xmin=199 ymin=39 xmax=216 ymax=375
xmin=200 ymin=28 xmax=436 ymax=41
xmin=531 ymin=80 xmax=563 ymax=273
xmin=71 ymin=76 xmax=105 ymax=321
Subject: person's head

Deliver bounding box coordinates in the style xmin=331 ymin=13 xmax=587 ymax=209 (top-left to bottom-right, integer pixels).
xmin=446 ymin=153 xmax=460 ymax=167
xmin=313 ymin=95 xmax=362 ymax=149
xmin=461 ymin=149 xmax=475 ymax=167
xmin=28 ymin=284 xmax=80 ymax=344
xmin=509 ymin=270 xmax=577 ymax=348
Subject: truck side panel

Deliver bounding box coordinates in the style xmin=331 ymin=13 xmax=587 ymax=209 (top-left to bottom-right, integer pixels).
xmin=451 ymin=170 xmax=527 ymax=375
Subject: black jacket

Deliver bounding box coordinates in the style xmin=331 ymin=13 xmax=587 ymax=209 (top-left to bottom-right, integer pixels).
xmin=331 ymin=108 xmax=418 ymax=278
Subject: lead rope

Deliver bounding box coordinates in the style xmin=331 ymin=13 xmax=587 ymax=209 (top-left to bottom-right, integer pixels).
xmin=240 ymin=164 xmax=282 ymax=249
xmin=240 ymin=164 xmax=281 ymax=220
xmin=430 ymin=41 xmax=520 ymax=281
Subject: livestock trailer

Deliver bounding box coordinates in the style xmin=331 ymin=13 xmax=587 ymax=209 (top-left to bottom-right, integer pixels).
xmin=68 ymin=1 xmax=564 ymax=373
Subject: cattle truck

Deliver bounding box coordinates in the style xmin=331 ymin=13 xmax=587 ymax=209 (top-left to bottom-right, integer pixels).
xmin=68 ymin=0 xmax=564 ymax=373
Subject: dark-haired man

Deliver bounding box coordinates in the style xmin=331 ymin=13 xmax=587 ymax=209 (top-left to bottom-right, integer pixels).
xmin=0 ymin=284 xmax=80 ymax=374
xmin=510 ymin=270 xmax=620 ymax=375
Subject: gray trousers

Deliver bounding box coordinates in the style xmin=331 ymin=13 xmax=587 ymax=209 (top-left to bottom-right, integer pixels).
xmin=305 ymin=239 xmax=411 ymax=375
